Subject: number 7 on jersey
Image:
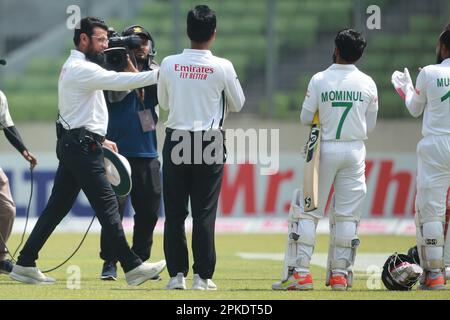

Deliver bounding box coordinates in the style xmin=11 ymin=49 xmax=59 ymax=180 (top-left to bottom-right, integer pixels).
xmin=303 ymin=112 xmax=321 ymax=212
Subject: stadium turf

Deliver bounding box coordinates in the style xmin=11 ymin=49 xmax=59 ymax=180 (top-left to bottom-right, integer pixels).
xmin=0 ymin=233 xmax=449 ymax=300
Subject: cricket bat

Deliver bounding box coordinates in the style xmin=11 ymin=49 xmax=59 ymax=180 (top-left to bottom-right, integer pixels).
xmin=303 ymin=112 xmax=321 ymax=212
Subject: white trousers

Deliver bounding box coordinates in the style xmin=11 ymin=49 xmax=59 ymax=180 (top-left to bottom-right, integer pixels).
xmin=0 ymin=168 xmax=16 ymax=261
xmin=416 ymin=135 xmax=450 ymax=223
xmin=309 ymin=140 xmax=367 ymax=220
xmin=295 ymin=141 xmax=366 ymax=275
xmin=415 ymin=135 xmax=450 ymax=270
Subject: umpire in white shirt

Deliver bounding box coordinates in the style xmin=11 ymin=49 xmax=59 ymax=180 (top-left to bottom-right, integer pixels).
xmin=158 ymin=5 xmax=245 ymax=290
xmin=10 ymin=17 xmax=166 ymax=286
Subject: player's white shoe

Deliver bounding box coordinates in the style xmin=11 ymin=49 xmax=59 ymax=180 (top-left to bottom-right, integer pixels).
xmin=192 ymin=274 xmax=217 ymax=290
xmin=272 ymin=271 xmax=313 ymax=290
xmin=10 ymin=265 xmax=55 ymax=284
xmin=125 ymin=260 xmax=166 ymax=286
xmin=166 ymin=272 xmax=186 ymax=290
xmin=329 ymin=273 xmax=348 ymax=291
xmin=419 ymin=271 xmax=446 ymax=290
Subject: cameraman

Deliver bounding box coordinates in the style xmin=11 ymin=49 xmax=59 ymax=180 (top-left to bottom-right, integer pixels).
xmin=10 ymin=17 xmax=166 ymax=285
xmin=99 ymin=25 xmax=163 ymax=281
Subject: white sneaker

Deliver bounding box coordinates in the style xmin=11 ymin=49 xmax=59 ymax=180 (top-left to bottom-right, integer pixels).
xmin=166 ymin=272 xmax=186 ymax=290
xmin=9 ymin=265 xmax=56 ymax=284
xmin=192 ymin=274 xmax=217 ymax=290
xmin=125 ymin=260 xmax=166 ymax=286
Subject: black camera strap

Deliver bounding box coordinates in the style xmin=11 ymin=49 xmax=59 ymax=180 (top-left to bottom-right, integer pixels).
xmin=136 ymin=88 xmax=156 ymax=132
xmin=135 ymin=88 xmax=146 ymax=110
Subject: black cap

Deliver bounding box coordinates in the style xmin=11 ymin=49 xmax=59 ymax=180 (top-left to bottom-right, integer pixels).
xmin=122 ymin=25 xmax=151 ymax=40
xmin=122 ymin=25 xmax=156 ymax=58
xmin=0 ymin=59 xmax=6 ymax=66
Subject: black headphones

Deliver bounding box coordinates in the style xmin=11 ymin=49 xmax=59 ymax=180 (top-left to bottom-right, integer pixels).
xmin=122 ymin=25 xmax=157 ymax=58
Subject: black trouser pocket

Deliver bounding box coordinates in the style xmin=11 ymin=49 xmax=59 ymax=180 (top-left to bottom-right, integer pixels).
xmin=149 ymin=158 xmax=162 ymax=196
xmin=57 ymin=133 xmax=102 ymax=163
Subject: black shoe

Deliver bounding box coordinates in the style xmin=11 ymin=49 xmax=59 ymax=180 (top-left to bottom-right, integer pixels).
xmin=0 ymin=259 xmax=14 ymax=274
xmin=101 ymin=261 xmax=117 ymax=281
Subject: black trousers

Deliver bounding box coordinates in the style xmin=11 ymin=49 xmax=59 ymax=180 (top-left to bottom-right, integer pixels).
xmin=100 ymin=157 xmax=161 ymax=263
xmin=17 ymin=132 xmax=141 ymax=273
xmin=162 ymin=129 xmax=224 ymax=279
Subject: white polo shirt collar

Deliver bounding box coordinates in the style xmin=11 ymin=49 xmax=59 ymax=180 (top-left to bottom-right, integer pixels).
xmin=182 ymin=49 xmax=213 ymax=56
xmin=441 ymin=58 xmax=450 ymax=66
xmin=328 ymin=63 xmax=358 ymax=71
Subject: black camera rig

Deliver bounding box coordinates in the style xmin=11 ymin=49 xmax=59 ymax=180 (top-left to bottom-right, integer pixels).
xmin=103 ymin=28 xmax=142 ymax=72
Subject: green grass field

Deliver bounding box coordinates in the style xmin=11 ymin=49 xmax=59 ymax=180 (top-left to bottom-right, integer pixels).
xmin=1 ymin=233 xmax=449 ymax=300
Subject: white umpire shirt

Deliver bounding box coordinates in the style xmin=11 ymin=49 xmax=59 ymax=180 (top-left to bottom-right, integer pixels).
xmin=58 ymin=50 xmax=158 ymax=136
xmin=406 ymin=58 xmax=450 ymax=136
xmin=0 ymin=90 xmax=14 ymax=129
xmin=157 ymin=49 xmax=245 ymax=131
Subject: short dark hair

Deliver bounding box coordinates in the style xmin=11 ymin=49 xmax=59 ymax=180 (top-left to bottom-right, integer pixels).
xmin=73 ymin=17 xmax=108 ymax=46
xmin=187 ymin=5 xmax=216 ymax=43
xmin=334 ymin=28 xmax=367 ymax=63
xmin=439 ymin=30 xmax=450 ymax=51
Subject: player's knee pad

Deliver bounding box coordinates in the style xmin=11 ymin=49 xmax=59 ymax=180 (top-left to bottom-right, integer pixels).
xmin=281 ymin=189 xmax=318 ymax=280
xmin=416 ymin=219 xmax=445 ymax=272
xmin=326 ymin=214 xmax=360 ymax=287
xmin=416 ymin=187 xmax=447 ymax=222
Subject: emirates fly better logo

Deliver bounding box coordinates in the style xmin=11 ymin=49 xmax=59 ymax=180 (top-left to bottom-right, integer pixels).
xmin=175 ymin=64 xmax=214 ymax=80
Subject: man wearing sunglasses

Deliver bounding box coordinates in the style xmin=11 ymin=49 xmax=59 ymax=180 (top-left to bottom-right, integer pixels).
xmin=10 ymin=17 xmax=166 ymax=286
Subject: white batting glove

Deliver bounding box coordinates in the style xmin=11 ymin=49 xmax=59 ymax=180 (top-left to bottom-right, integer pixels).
xmin=391 ymin=68 xmax=414 ymax=101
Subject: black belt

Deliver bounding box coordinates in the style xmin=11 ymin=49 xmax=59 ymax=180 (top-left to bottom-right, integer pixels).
xmin=165 ymin=127 xmax=224 ymax=134
xmin=64 ymin=127 xmax=105 ymax=143
xmin=165 ymin=127 xmax=225 ymax=141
